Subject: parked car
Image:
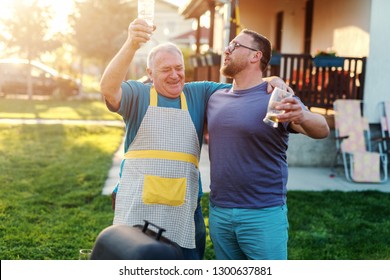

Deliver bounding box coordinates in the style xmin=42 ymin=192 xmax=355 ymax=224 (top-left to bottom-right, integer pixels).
xmin=0 ymin=58 xmax=80 ymax=98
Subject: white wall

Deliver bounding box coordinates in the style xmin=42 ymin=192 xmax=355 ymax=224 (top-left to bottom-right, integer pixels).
xmin=312 ymin=0 xmax=371 ymax=57
xmin=278 ymin=0 xmax=306 ymax=54
xmin=364 ymin=0 xmax=390 ymax=123
xmin=233 ymin=0 xmax=371 ymax=57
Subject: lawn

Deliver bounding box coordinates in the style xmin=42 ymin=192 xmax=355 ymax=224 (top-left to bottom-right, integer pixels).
xmin=1 ymin=99 xmax=390 ymax=260
xmin=0 ymin=124 xmax=123 ymax=259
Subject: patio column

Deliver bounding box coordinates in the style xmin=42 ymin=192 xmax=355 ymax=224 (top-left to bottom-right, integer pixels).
xmin=364 ymin=0 xmax=390 ymax=123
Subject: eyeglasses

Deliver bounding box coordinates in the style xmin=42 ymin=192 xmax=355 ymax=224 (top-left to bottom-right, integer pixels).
xmin=225 ymin=42 xmax=260 ymax=53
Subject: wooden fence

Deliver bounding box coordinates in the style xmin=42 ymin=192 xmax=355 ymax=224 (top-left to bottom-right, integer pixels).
xmin=266 ymin=54 xmax=366 ymax=111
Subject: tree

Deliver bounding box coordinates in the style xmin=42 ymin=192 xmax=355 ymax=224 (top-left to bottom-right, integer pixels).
xmin=70 ymin=0 xmax=137 ymax=72
xmin=0 ymin=0 xmax=61 ymax=99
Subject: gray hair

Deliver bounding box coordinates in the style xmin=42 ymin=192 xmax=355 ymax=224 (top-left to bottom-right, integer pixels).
xmin=147 ymin=42 xmax=184 ymax=68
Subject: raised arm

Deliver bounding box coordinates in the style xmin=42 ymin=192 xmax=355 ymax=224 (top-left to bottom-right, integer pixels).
xmin=100 ymin=19 xmax=154 ymax=111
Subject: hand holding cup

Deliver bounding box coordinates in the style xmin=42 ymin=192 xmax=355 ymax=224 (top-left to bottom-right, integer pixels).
xmin=263 ymin=87 xmax=294 ymax=128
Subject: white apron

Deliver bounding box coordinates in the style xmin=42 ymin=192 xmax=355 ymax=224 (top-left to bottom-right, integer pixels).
xmin=113 ymin=87 xmax=200 ymax=249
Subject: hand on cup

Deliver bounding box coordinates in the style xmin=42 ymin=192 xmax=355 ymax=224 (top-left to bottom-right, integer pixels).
xmin=128 ymin=19 xmax=154 ymax=48
xmin=263 ymin=87 xmax=294 ymax=128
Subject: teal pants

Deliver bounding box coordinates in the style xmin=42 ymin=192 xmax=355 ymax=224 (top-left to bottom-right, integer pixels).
xmin=209 ymin=203 xmax=288 ymax=260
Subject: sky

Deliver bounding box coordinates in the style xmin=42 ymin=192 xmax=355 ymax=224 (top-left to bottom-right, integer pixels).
xmin=0 ymin=0 xmax=74 ymax=33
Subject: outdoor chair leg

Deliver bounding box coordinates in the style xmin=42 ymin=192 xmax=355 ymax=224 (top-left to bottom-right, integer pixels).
xmin=331 ymin=136 xmax=349 ymax=177
xmin=330 ymin=148 xmax=341 ymax=177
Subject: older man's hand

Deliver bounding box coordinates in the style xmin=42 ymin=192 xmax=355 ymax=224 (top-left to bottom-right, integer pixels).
xmin=127 ymin=19 xmax=156 ymax=49
xmin=265 ymin=76 xmax=294 ymax=94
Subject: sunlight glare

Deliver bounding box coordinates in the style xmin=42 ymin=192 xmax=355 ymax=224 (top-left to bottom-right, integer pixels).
xmin=0 ymin=0 xmax=74 ymax=33
xmin=333 ymin=26 xmax=369 ymax=58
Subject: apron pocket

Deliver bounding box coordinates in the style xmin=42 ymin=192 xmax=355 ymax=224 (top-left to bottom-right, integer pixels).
xmin=142 ymin=175 xmax=187 ymax=206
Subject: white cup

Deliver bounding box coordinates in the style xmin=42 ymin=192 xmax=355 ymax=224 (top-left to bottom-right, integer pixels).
xmin=138 ymin=0 xmax=155 ymax=26
xmin=79 ymin=249 xmax=92 ymax=260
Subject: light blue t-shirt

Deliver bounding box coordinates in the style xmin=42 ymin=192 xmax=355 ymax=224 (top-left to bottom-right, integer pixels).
xmin=111 ymin=80 xmax=231 ymax=197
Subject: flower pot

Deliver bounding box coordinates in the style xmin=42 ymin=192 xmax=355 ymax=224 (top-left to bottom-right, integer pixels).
xmin=313 ymin=56 xmax=344 ymax=67
xmin=269 ymin=54 xmax=282 ymax=65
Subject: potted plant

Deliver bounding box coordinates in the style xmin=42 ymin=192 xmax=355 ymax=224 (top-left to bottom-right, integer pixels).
xmin=313 ymin=49 xmax=344 ymax=67
xmin=269 ymin=49 xmax=282 ymax=66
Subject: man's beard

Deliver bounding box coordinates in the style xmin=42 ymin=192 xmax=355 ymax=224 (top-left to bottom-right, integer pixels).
xmin=220 ymin=59 xmax=247 ymax=78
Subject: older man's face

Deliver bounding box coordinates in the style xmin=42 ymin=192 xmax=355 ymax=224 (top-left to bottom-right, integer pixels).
xmin=148 ymin=51 xmax=185 ymax=98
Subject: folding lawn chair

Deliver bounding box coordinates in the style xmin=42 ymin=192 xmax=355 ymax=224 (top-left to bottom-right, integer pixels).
xmin=333 ymin=99 xmax=388 ymax=183
xmin=379 ymin=101 xmax=390 ymax=153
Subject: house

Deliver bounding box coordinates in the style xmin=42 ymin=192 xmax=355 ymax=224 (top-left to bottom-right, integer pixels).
xmin=170 ymin=26 xmax=210 ymax=51
xmin=179 ymin=0 xmax=390 ymax=124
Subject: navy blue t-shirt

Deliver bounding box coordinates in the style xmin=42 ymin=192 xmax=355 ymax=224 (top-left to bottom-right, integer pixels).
xmin=207 ymin=82 xmax=303 ymax=208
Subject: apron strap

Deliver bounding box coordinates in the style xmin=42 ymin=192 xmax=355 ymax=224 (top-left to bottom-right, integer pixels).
xmin=124 ymin=150 xmax=199 ymax=168
xmin=150 ymin=87 xmax=188 ymax=111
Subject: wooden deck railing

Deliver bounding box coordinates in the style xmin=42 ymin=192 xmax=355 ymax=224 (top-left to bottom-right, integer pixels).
xmin=265 ymin=54 xmax=367 ymax=111
xmin=190 ymin=54 xmax=366 ymax=111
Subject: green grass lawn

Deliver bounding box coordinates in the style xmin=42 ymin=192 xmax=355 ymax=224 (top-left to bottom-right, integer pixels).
xmin=0 ymin=124 xmax=123 ymax=259
xmin=1 ymin=100 xmax=390 ymax=260
xmin=287 ymin=191 xmax=390 ymax=259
